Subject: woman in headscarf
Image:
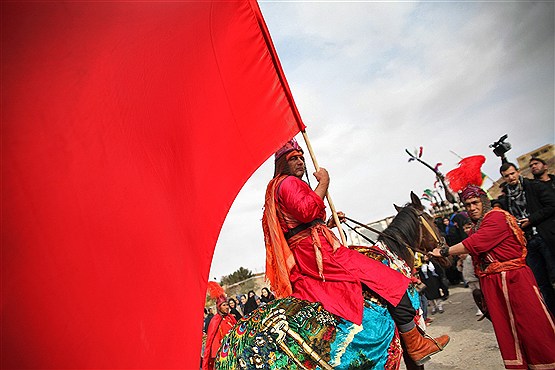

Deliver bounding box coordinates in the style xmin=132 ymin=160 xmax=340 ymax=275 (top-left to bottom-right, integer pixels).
xmin=227 ymin=297 xmax=242 ymax=321
xmin=260 ymin=287 xmax=275 ymax=304
xmin=242 ymin=290 xmax=259 ymax=316
xmin=238 ymin=294 xmax=247 ymax=314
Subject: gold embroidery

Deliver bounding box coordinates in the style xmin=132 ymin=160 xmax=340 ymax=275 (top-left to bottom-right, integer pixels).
xmin=533 ymin=285 xmax=555 ymax=334
xmin=529 ymin=363 xmax=555 ymax=369
xmin=501 ymin=271 xmax=523 ymax=367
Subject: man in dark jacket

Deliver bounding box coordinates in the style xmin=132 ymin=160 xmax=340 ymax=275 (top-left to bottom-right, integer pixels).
xmin=446 ymin=206 xmax=469 ymax=245
xmin=530 ymin=156 xmax=555 ymax=192
xmin=498 ymin=162 xmax=555 ymax=314
xmin=203 ymin=307 xmax=214 ymax=333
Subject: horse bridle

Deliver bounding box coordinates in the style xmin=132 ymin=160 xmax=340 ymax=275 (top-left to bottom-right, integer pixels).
xmin=345 ymin=209 xmax=446 ymax=253
xmin=417 ymin=211 xmax=447 ymax=250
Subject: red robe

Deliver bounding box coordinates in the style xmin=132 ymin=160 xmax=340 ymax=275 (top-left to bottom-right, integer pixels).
xmin=275 ymin=175 xmax=410 ymax=325
xmin=462 ymin=209 xmax=555 ymax=369
xmin=202 ymin=313 xmax=237 ymax=370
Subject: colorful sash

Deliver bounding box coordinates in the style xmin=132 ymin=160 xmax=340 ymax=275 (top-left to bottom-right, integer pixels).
xmin=476 ymin=208 xmax=527 ymax=277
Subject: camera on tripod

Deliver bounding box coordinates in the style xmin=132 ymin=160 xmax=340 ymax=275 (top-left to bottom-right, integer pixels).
xmin=489 ymin=134 xmax=511 ymax=163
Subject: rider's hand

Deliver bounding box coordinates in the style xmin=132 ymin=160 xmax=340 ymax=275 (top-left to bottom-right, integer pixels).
xmin=327 ymin=211 xmax=345 ymax=228
xmin=314 ymin=168 xmax=330 ymax=185
xmin=313 ymin=167 xmax=330 ymax=199
xmin=337 ymin=211 xmax=346 ymax=223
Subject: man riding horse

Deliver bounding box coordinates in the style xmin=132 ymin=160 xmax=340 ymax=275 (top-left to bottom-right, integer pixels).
xmin=262 ymin=138 xmax=450 ymax=365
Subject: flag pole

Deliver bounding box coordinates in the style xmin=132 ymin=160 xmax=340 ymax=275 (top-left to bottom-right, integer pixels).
xmin=301 ymin=131 xmax=348 ymax=246
xmin=249 ymin=0 xmax=348 ymax=245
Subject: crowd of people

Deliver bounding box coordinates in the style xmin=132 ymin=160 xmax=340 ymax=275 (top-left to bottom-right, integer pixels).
xmin=203 ymin=287 xmax=275 ymax=330
xmin=202 ymin=138 xmax=555 ymax=370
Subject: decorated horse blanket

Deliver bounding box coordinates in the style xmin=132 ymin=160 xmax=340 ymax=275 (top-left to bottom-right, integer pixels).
xmin=215 ymin=245 xmax=421 ymax=370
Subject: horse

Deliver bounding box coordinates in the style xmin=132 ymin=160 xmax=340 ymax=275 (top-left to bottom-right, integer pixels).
xmin=215 ymin=192 xmax=446 ymax=370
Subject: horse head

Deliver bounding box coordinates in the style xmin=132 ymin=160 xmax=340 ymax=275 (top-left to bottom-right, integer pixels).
xmin=408 ymin=191 xmax=451 ymax=267
xmin=408 ymin=192 xmax=439 ymax=252
xmin=381 ymin=192 xmax=448 ymax=267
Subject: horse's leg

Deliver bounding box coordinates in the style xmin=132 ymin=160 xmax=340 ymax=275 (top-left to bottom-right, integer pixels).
xmin=401 ymin=340 xmax=424 ymax=370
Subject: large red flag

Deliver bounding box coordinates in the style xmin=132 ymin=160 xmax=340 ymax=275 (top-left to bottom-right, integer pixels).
xmin=1 ymin=1 xmax=304 ymax=368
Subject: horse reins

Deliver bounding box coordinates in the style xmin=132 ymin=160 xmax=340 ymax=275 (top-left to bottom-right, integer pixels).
xmin=344 ymin=216 xmax=416 ymax=252
xmin=345 ymin=211 xmax=446 ymax=252
xmin=343 ymin=221 xmax=376 ymax=245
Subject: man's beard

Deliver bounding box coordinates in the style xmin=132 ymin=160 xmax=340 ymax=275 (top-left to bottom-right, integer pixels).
xmin=532 ymin=168 xmax=546 ymax=179
xmin=474 ymin=195 xmax=493 ymax=229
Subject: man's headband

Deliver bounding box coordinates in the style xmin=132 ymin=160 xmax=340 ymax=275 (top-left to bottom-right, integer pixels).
xmin=286 ymin=150 xmax=303 ymax=161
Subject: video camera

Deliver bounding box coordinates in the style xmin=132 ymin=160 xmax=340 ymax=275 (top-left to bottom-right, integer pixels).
xmin=489 ymin=134 xmax=511 ymax=163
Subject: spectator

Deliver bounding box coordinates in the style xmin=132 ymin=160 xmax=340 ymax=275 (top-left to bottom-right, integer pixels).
xmin=227 ymin=297 xmax=242 ymax=321
xmin=497 ymin=162 xmax=555 ymax=314
xmin=530 ymin=157 xmax=555 ymax=192
xmin=260 ymin=287 xmax=275 ymax=304
xmin=445 ymin=206 xmax=469 ymax=246
xmin=443 ymin=207 xmax=468 ymax=286
xmin=419 ymin=255 xmax=446 ymax=314
xmin=238 ymin=294 xmax=247 ymax=314
xmin=203 ymin=307 xmax=214 ymax=334
xmin=414 ymin=252 xmax=433 ymax=326
xmin=242 ymin=290 xmax=259 ymax=316
xmin=440 ymin=217 xmax=450 ymax=239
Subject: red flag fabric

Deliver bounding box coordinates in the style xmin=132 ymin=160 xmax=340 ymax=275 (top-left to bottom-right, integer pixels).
xmin=2 ymin=1 xmax=304 ymax=368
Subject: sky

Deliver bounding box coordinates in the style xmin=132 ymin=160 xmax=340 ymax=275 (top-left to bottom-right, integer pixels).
xmin=209 ymin=1 xmax=555 ymax=281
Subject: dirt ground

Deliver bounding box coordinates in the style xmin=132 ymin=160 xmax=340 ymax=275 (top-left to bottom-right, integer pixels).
xmin=401 ymin=285 xmax=505 ymax=370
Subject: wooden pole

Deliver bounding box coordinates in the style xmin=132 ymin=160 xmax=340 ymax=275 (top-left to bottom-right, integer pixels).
xmin=301 ymin=131 xmax=348 ymax=246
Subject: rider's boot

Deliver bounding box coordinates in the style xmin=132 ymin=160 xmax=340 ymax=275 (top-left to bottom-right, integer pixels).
xmin=400 ymin=325 xmax=450 ymax=365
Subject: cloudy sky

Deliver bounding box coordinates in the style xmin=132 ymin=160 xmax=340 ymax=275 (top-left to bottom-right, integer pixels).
xmin=209 ymin=1 xmax=554 ymax=280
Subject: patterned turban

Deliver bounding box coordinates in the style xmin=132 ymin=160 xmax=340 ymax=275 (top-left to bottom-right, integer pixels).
xmin=275 ymin=138 xmax=303 ymax=161
xmin=460 ymin=184 xmax=486 ymax=201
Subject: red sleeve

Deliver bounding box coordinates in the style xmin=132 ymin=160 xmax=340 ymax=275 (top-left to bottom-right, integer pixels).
xmin=462 ymin=211 xmax=512 ymax=255
xmin=277 ymin=176 xmax=326 ymax=223
xmin=202 ymin=314 xmax=222 ymax=366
